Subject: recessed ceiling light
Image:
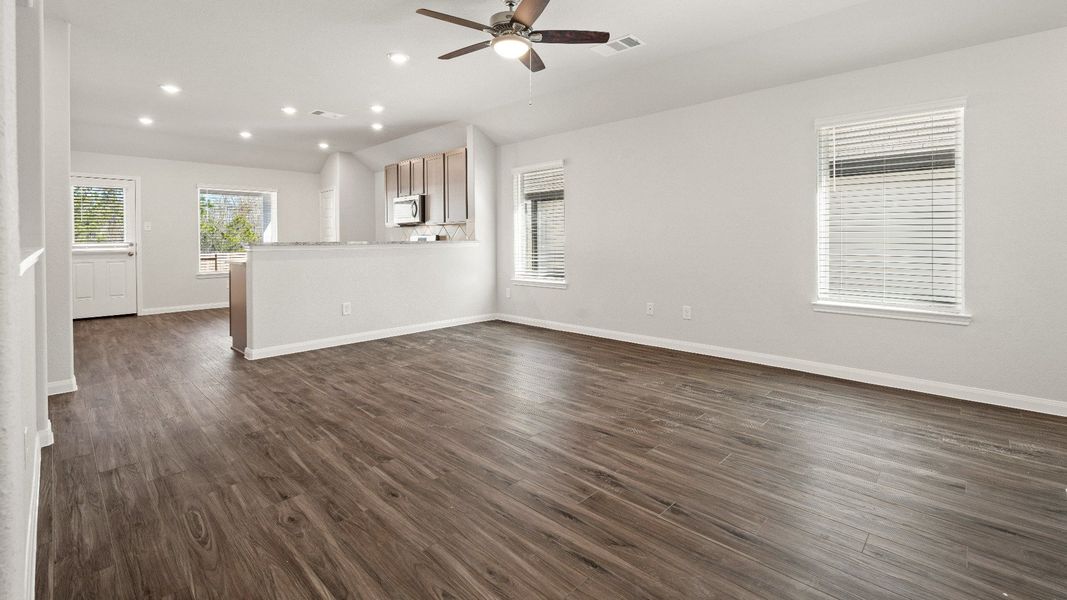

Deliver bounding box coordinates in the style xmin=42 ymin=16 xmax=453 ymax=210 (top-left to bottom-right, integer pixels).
xmin=159 ymin=83 xmax=181 ymax=95
xmin=370 ymin=104 xmax=384 ymax=113
xmin=371 ymin=123 xmax=384 ymax=131
xmin=387 ymin=53 xmax=409 ymax=65
xmin=318 ymin=142 xmax=330 ymax=150
xmin=138 ymin=116 xmax=154 ymax=126
xmin=239 ymin=131 xmax=252 ymax=139
xmin=281 ymin=106 xmax=298 ymax=115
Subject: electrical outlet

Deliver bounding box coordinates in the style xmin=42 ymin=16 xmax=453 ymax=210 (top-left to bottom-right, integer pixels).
xmin=646 ymin=302 xmax=655 ymax=316
xmin=505 ymin=287 xmax=511 ymax=299
xmin=341 ymin=302 xmax=352 ymax=316
xmin=682 ymin=305 xmax=692 ymax=320
xmin=143 ymin=221 xmax=152 ymax=231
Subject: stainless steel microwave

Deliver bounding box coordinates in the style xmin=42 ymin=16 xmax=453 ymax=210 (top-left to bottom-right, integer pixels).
xmin=392 ymin=195 xmax=425 ymax=226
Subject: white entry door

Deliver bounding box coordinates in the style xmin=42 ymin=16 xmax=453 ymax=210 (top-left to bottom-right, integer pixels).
xmin=71 ymin=176 xmax=138 ymax=319
xmin=319 ymin=188 xmax=338 ymax=242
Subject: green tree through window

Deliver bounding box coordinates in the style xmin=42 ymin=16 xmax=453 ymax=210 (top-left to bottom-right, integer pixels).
xmin=198 ymin=189 xmax=275 ymax=273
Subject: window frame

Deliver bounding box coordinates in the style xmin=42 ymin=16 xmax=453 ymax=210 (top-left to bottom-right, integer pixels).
xmin=71 ymin=176 xmax=137 ymax=249
xmin=812 ymin=99 xmax=971 ymax=325
xmin=512 ymin=160 xmax=567 ymax=289
xmin=196 ymin=185 xmax=278 ymax=277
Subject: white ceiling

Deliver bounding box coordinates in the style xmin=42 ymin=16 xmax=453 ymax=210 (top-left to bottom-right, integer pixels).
xmin=48 ymin=0 xmax=1067 ymax=173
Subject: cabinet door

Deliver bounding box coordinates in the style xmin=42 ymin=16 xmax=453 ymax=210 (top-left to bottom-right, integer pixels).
xmin=444 ymin=148 xmax=468 ymax=223
xmin=397 ymin=160 xmax=411 ymax=197
xmin=384 ymin=164 xmax=398 ymax=223
xmin=410 ymin=157 xmax=425 ymax=195
xmin=386 ymin=162 xmax=399 ymax=199
xmin=424 ymin=154 xmax=445 ymax=224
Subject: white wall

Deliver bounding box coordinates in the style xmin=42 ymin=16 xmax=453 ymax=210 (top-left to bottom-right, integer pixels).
xmin=495 ymin=28 xmax=1067 ymax=410
xmin=245 ymin=243 xmax=493 ymax=356
xmin=337 ymin=153 xmax=375 ymax=242
xmin=70 ymin=151 xmax=321 ymax=313
xmin=17 ymin=0 xmax=48 ymax=439
xmin=43 ymin=18 xmax=72 ymax=392
xmin=319 ymin=152 xmax=376 ymax=242
xmin=15 ymin=0 xmax=42 ymax=249
xmin=3 ymin=2 xmax=49 ymax=596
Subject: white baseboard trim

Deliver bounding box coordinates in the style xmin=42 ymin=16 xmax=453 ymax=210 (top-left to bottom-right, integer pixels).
xmin=46 ymin=377 xmax=77 ymax=396
xmin=38 ymin=420 xmax=53 ymax=448
xmin=25 ymin=426 xmax=48 ymax=599
xmin=493 ymin=313 xmax=1067 ymax=418
xmin=139 ymin=301 xmax=229 ymax=316
xmin=244 ymin=314 xmax=497 ymax=360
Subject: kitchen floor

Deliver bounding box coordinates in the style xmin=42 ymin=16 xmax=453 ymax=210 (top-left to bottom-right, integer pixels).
xmin=37 ymin=309 xmax=1067 ymax=599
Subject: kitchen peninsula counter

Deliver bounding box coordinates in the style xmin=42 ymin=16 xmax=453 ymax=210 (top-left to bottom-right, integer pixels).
xmin=230 ymin=239 xmax=492 ymax=359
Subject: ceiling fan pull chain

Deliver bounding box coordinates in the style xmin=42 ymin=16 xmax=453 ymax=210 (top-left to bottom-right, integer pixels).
xmin=528 ymin=52 xmax=534 ymax=106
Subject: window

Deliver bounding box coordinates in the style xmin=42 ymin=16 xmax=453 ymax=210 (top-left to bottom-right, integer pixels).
xmin=73 ymin=185 xmax=127 ymax=245
xmin=198 ymin=187 xmax=277 ymax=274
xmin=513 ymin=163 xmax=566 ymax=287
xmin=816 ymin=104 xmax=966 ymax=320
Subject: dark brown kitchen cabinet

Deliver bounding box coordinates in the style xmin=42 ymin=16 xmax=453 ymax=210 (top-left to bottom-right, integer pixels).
xmin=397 ymin=160 xmax=412 ymax=197
xmin=444 ymin=147 xmax=468 ymax=223
xmin=410 ymin=157 xmax=425 ymax=195
xmin=424 ymin=153 xmax=446 ymax=224
xmin=384 ymin=163 xmax=398 ymax=200
xmin=384 ymin=163 xmax=398 ymax=223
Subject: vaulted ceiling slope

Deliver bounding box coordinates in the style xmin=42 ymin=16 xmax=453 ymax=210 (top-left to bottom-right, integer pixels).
xmin=48 ymin=0 xmax=1067 ymax=173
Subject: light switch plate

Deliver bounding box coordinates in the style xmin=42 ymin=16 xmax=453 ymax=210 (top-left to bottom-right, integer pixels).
xmin=143 ymin=221 xmax=152 ymax=231
xmin=341 ymin=302 xmax=352 ymax=316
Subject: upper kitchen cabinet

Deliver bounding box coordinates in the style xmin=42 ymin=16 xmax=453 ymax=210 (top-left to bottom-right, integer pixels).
xmin=444 ymin=147 xmax=468 ymax=223
xmin=397 ymin=160 xmax=412 ymax=197
xmin=384 ymin=163 xmax=399 ymax=201
xmin=424 ymin=153 xmax=446 ymax=224
xmin=384 ymin=163 xmax=399 ymax=223
xmin=410 ymin=157 xmax=425 ymax=195
xmin=385 ymin=147 xmax=468 ymax=227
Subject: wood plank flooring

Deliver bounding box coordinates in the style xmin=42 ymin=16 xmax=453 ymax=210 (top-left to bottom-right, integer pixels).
xmin=37 ymin=308 xmax=1067 ymax=599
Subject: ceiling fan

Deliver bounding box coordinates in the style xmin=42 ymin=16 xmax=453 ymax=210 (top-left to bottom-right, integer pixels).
xmin=416 ymin=0 xmax=610 ymax=72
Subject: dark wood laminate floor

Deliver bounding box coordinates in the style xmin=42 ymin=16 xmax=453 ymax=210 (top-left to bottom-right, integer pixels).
xmin=36 ymin=309 xmax=1067 ymax=599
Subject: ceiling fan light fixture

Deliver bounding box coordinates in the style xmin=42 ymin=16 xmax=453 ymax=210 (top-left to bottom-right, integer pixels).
xmin=492 ymin=33 xmax=531 ymax=59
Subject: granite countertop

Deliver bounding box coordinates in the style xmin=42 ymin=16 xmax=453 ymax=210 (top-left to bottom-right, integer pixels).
xmin=247 ymin=240 xmax=477 ymax=250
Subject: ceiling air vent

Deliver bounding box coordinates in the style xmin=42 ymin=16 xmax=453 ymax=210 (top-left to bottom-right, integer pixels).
xmin=310 ymin=110 xmax=346 ymax=120
xmin=592 ymin=35 xmax=644 ymax=57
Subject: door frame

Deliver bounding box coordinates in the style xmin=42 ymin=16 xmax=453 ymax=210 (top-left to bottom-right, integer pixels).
xmin=70 ymin=173 xmax=144 ymax=316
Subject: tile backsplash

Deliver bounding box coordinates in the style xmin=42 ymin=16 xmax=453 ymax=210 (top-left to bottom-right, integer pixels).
xmin=384 ymin=221 xmax=474 ymax=242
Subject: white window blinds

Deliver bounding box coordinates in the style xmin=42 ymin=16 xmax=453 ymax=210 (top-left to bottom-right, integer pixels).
xmin=198 ymin=188 xmax=276 ymax=274
xmin=817 ymin=106 xmax=964 ymax=311
xmin=73 ymin=185 xmax=127 ymax=245
xmin=514 ymin=164 xmax=565 ymax=284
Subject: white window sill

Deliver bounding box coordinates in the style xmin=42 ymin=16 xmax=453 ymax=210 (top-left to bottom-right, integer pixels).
xmin=196 ymin=272 xmax=230 ymax=279
xmin=812 ymin=300 xmax=971 ymax=325
xmin=512 ymin=278 xmax=568 ymax=290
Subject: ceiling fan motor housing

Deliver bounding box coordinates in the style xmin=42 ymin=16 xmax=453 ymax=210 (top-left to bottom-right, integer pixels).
xmin=490 ymin=11 xmax=517 ymax=28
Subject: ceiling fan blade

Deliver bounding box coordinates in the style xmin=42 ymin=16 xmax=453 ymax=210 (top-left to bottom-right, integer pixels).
xmin=511 ymin=0 xmax=549 ymax=29
xmin=416 ymin=8 xmax=490 ymax=32
xmin=520 ymin=48 xmax=546 ymax=72
xmin=535 ymin=30 xmax=610 ymax=44
xmin=439 ymin=41 xmax=492 ymax=60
